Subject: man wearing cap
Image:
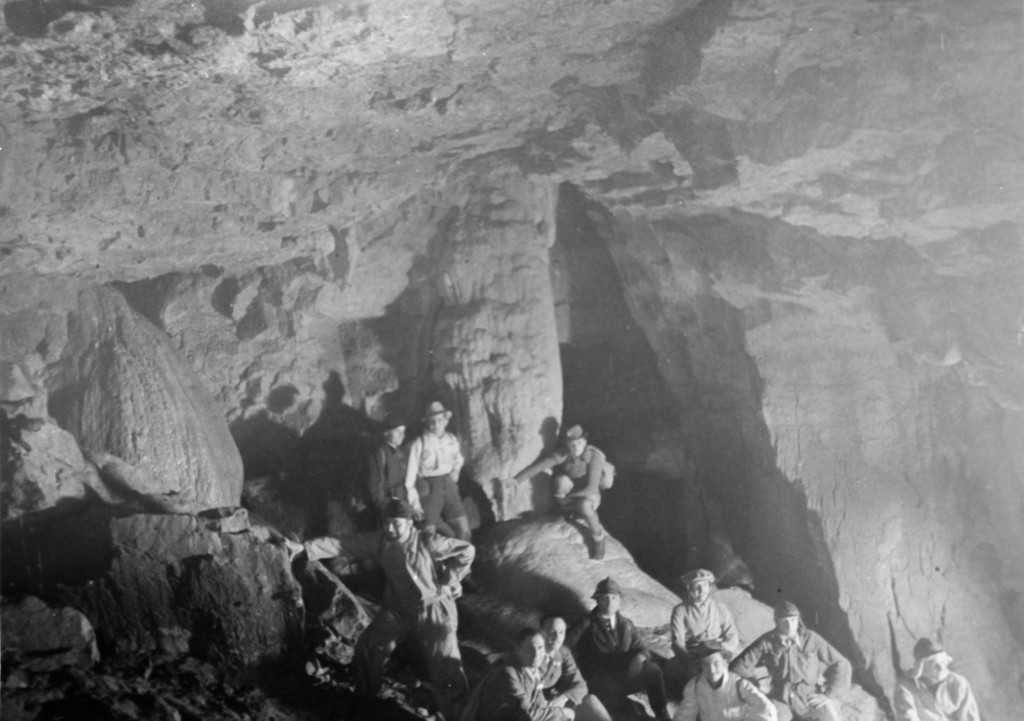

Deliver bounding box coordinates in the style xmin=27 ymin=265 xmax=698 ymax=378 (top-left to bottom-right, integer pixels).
xmin=348 ymin=498 xmax=475 ymax=719
xmin=893 ymin=638 xmax=980 ymax=721
xmin=665 ymin=568 xmax=741 ymax=699
xmin=731 ymin=600 xmax=851 ymax=721
xmin=471 ymin=627 xmax=576 ymax=721
xmin=366 ymin=415 xmax=409 ymax=520
xmin=509 ymin=424 xmax=610 ymax=560
xmin=406 ymin=401 xmax=471 ymax=541
xmin=675 ymin=647 xmax=776 ymax=721
xmin=566 ymin=578 xmax=669 ymax=720
xmin=539 ymin=615 xmax=613 ymax=721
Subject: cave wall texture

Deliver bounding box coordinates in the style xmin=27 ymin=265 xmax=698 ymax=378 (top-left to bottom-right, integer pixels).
xmin=1 ymin=0 xmax=1022 ymax=718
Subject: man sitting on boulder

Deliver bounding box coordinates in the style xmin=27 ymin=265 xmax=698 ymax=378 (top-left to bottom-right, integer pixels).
xmin=347 ymin=498 xmax=475 ymax=719
xmin=566 ymin=578 xmax=669 ymax=721
xmin=471 ymin=627 xmax=575 ymax=721
xmin=665 ymin=568 xmax=741 ymax=699
xmin=406 ymin=401 xmax=471 ymax=541
xmin=893 ymin=638 xmax=980 ymax=721
xmin=731 ymin=600 xmax=851 ymax=721
xmin=509 ymin=424 xmax=610 ymax=559
xmin=675 ymin=647 xmax=776 ymax=721
xmin=539 ymin=615 xmax=612 ymax=721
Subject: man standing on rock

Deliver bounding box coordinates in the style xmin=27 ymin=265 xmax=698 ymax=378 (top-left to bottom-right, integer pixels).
xmin=731 ymin=600 xmax=851 ymax=721
xmin=665 ymin=568 xmax=741 ymax=699
xmin=509 ymin=424 xmax=610 ymax=559
xmin=365 ymin=415 xmax=408 ymax=522
xmin=539 ymin=615 xmax=613 ymax=721
xmin=407 ymin=401 xmax=472 ymax=541
xmin=893 ymin=638 xmax=980 ymax=721
xmin=566 ymin=578 xmax=669 ymax=721
xmin=353 ymin=498 xmax=475 ymax=719
xmin=675 ymin=647 xmax=776 ymax=721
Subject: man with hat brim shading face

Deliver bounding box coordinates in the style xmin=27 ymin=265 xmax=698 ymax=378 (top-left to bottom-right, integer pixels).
xmin=731 ymin=600 xmax=851 ymax=721
xmin=675 ymin=647 xmax=776 ymax=721
xmin=508 ymin=424 xmax=610 ymax=560
xmin=350 ymin=498 xmax=475 ymax=720
xmin=664 ymin=568 xmax=741 ymax=700
xmin=365 ymin=414 xmax=409 ymax=522
xmin=893 ymin=638 xmax=980 ymax=721
xmin=565 ymin=578 xmax=670 ymax=721
xmin=406 ymin=401 xmax=472 ymax=541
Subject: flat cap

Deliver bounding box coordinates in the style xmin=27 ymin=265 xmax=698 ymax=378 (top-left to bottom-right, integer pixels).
xmin=592 ymin=577 xmax=623 ymax=597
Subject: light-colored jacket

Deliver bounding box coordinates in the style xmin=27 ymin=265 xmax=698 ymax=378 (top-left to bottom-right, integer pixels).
xmin=675 ymin=671 xmax=777 ymax=721
xmin=894 ymin=671 xmax=980 ymax=721
xmin=671 ymin=597 xmax=741 ymax=663
xmin=406 ymin=431 xmax=464 ymax=484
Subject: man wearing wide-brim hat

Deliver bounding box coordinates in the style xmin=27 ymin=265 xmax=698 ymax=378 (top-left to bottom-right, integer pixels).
xmin=731 ymin=600 xmax=850 ymax=721
xmin=405 ymin=401 xmax=471 ymax=541
xmin=508 ymin=424 xmax=611 ymax=560
xmin=893 ymin=638 xmax=980 ymax=721
xmin=566 ymin=578 xmax=670 ymax=720
xmin=665 ymin=568 xmax=741 ymax=699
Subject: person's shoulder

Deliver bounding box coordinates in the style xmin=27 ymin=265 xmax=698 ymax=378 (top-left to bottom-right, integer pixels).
xmin=585 ymin=445 xmax=606 ymax=461
xmin=617 ymin=612 xmax=638 ymax=630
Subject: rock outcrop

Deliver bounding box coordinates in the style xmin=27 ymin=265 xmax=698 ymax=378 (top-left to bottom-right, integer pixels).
xmin=0 ymin=596 xmax=99 ymax=672
xmin=2 ymin=509 xmax=303 ymax=670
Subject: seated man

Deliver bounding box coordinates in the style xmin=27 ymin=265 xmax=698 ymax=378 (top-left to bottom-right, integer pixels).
xmin=406 ymin=401 xmax=471 ymax=541
xmin=675 ymin=648 xmax=776 ymax=721
xmin=539 ymin=615 xmax=612 ymax=721
xmin=731 ymin=600 xmax=851 ymax=721
xmin=566 ymin=578 xmax=669 ymax=721
xmin=893 ymin=638 xmax=980 ymax=721
xmin=665 ymin=568 xmax=741 ymax=698
xmin=473 ymin=627 xmax=575 ymax=721
xmin=510 ymin=424 xmax=609 ymax=559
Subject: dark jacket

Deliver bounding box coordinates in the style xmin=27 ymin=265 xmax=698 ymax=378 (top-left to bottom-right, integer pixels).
xmin=474 ymin=660 xmax=569 ymax=721
xmin=566 ymin=609 xmax=649 ymax=676
xmin=367 ymin=440 xmax=408 ymax=509
xmin=538 ymin=645 xmax=588 ymax=705
xmin=731 ymin=626 xmax=851 ymax=713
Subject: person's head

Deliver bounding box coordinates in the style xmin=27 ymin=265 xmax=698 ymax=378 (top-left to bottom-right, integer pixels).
xmin=423 ymin=401 xmax=452 ymax=435
xmin=564 ymin=425 xmax=588 ymax=457
xmin=592 ymin=577 xmax=622 ymax=617
xmin=774 ymin=600 xmax=801 ymax=638
xmin=514 ymin=628 xmax=547 ymax=670
xmin=382 ymin=499 xmax=415 ymax=541
xmin=913 ymin=638 xmax=953 ymax=684
xmin=682 ymin=568 xmax=715 ymax=605
xmin=382 ymin=416 xmax=406 ymax=447
xmin=540 ymin=615 xmax=567 ymax=653
xmin=698 ymin=648 xmax=729 ymax=684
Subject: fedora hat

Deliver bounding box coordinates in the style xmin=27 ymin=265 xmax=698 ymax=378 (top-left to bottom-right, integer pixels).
xmin=592 ymin=577 xmax=623 ymax=598
xmin=423 ymin=401 xmax=452 ymax=421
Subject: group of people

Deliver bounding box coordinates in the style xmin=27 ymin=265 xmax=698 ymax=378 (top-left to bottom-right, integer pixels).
xmin=295 ymin=401 xmax=982 ymax=721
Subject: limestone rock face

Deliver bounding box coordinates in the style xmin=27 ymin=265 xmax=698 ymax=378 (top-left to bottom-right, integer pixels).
xmin=473 ymin=518 xmax=680 ymax=629
xmin=0 ymin=596 xmax=99 ymax=672
xmin=3 ymin=509 xmax=304 ymax=668
xmin=49 ymin=285 xmax=243 ymax=510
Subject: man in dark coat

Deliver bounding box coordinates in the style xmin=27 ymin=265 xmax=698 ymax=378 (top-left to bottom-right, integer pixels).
xmin=566 ymin=578 xmax=668 ymax=720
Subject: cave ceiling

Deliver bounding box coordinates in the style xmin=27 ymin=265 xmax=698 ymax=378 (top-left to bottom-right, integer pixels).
xmin=0 ymin=0 xmax=1021 ymax=283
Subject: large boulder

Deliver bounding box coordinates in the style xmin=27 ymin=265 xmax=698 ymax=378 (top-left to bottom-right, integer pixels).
xmin=473 ymin=518 xmax=680 ymax=629
xmin=49 ymin=285 xmax=243 ymax=510
xmin=2 ymin=508 xmax=303 ymax=670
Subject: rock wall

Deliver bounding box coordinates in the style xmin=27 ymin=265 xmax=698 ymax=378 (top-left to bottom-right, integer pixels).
xmin=598 ymin=207 xmax=1024 ymax=718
